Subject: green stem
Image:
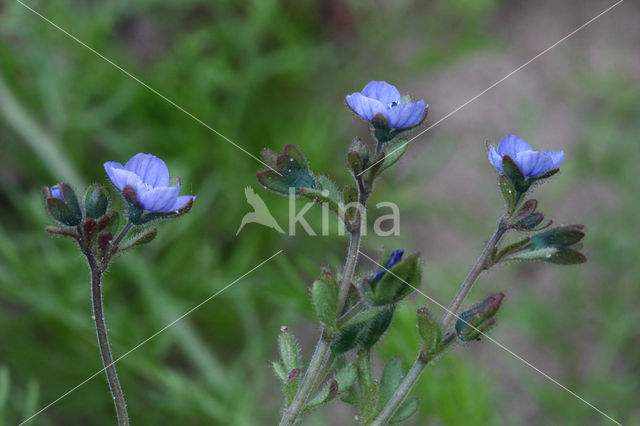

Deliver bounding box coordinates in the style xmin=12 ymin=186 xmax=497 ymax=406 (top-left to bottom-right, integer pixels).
xmin=87 ymin=254 xmax=129 ymax=426
xmin=439 ymin=218 xmax=508 ymax=332
xmin=280 ymin=182 xmax=367 ymax=426
xmin=371 ymin=219 xmax=507 ymax=425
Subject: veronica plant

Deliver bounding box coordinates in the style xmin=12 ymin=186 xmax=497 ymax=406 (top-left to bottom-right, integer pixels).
xmin=258 ymin=81 xmax=585 ymax=425
xmin=43 ymin=153 xmax=194 ymax=426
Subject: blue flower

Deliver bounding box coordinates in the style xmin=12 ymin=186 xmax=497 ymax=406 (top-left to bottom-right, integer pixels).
xmin=104 ymin=153 xmax=194 ymax=213
xmin=346 ymin=81 xmax=427 ymax=130
xmin=50 ymin=186 xmax=64 ymax=200
xmin=373 ymin=249 xmax=405 ymax=281
xmin=488 ymin=134 xmax=565 ymax=178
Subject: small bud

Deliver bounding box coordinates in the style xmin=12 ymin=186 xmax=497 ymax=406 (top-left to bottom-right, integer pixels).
xmin=416 ymin=307 xmax=441 ymax=354
xmin=287 ymin=368 xmax=301 ymax=383
xmin=455 ymin=293 xmax=504 ymax=342
xmin=83 ymin=218 xmax=98 ymax=241
xmin=528 ymin=224 xmax=585 ymax=249
xmin=85 ymin=184 xmax=110 ymax=219
xmin=514 ymin=212 xmax=545 ymax=231
xmin=371 ymin=112 xmax=392 ymax=143
xmin=98 ymin=231 xmax=113 ymax=259
xmin=513 ymin=199 xmax=537 ymax=220
xmin=346 ymin=137 xmax=370 ymax=175
xmin=45 ymin=184 xmax=83 ymax=227
xmin=363 ymin=252 xmax=421 ymax=306
xmin=278 ymin=326 xmax=299 ymax=372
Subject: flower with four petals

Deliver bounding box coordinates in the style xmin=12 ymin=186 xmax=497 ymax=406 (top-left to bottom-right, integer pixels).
xmin=104 ymin=153 xmax=195 ymax=213
xmin=346 ymin=81 xmax=427 ymax=131
xmin=488 ymin=134 xmax=564 ymax=178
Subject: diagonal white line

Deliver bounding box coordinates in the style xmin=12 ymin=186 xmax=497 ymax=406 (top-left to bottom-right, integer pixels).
xmin=359 ymin=0 xmax=624 ymax=177
xmin=13 ymin=0 xmax=281 ymax=176
xmin=358 ymin=250 xmax=622 ymax=425
xmin=18 ymin=250 xmax=283 ymax=426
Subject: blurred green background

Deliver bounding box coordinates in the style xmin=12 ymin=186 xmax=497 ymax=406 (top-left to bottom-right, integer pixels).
xmin=1 ymin=0 xmax=638 ymax=424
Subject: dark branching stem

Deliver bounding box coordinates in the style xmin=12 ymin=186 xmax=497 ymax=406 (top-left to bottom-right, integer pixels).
xmin=79 ymin=222 xmax=132 ymax=426
xmin=87 ymin=253 xmax=129 ymax=426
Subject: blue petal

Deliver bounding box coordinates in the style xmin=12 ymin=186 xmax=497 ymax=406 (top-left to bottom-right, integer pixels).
xmin=497 ymin=134 xmax=533 ymax=158
xmin=50 ymin=187 xmax=64 ymax=200
xmin=171 ymin=195 xmax=195 ymax=211
xmin=138 ymin=186 xmax=180 ymax=212
xmin=346 ymin=93 xmax=386 ymax=121
xmin=515 ymin=151 xmax=554 ymax=177
xmin=123 ymin=153 xmax=170 ymax=187
xmin=547 ymin=150 xmax=565 ymax=169
xmin=488 ymin=146 xmax=504 ymax=172
xmin=384 ymin=100 xmax=425 ymax=129
xmin=360 ymin=81 xmax=402 ymax=106
xmin=105 ymin=162 xmax=145 ymax=191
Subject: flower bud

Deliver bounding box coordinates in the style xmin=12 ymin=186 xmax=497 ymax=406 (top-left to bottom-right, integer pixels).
xmin=44 ymin=184 xmax=82 ymax=226
xmin=455 ymin=293 xmax=504 ymax=342
xmin=363 ymin=251 xmax=421 ymax=306
xmin=346 ymin=137 xmax=370 ymax=176
xmin=84 ymin=184 xmax=110 ymax=219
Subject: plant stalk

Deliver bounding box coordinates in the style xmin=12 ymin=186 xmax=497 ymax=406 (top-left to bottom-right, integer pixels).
xmin=280 ymin=182 xmax=367 ymax=426
xmin=88 ymin=254 xmax=129 ymax=426
xmin=371 ymin=219 xmax=507 ymax=425
xmin=439 ymin=218 xmax=507 ymax=332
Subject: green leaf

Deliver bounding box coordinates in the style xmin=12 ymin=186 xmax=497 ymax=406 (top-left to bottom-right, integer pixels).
xmin=380 ymin=138 xmax=409 ymax=172
xmin=330 ymin=323 xmax=363 ymax=354
xmin=359 ymin=308 xmax=394 ymax=350
xmin=379 ymin=357 xmax=404 ymax=409
xmin=278 ymin=327 xmax=299 ymax=372
xmin=499 ymin=174 xmax=517 ymax=212
xmin=339 ymin=306 xmax=386 ymax=330
xmin=505 ymin=247 xmax=558 ymax=262
xmin=306 ymin=379 xmax=337 ymax=409
xmin=357 ymin=350 xmax=379 ymax=421
xmin=311 ymin=272 xmax=338 ymax=328
xmin=256 ymin=144 xmax=316 ymax=196
xmin=389 ymin=398 xmax=419 ymax=424
xmin=272 ymin=361 xmax=286 ymax=382
xmin=121 ymin=228 xmax=158 ymax=251
xmin=283 ymin=369 xmax=301 ymax=406
xmin=416 ymin=307 xmax=441 ymax=354
xmin=495 ymin=237 xmax=531 ymax=262
xmin=315 ymin=175 xmax=342 ymax=206
xmin=502 ymin=155 xmax=528 ymax=193
xmin=334 ymin=364 xmax=357 ymax=393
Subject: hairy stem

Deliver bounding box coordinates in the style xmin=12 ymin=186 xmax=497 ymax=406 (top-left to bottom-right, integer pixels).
xmin=88 ymin=254 xmax=129 ymax=426
xmin=371 ymin=219 xmax=507 ymax=425
xmin=440 ymin=218 xmax=507 ymax=332
xmin=280 ymin=184 xmax=367 ymax=426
